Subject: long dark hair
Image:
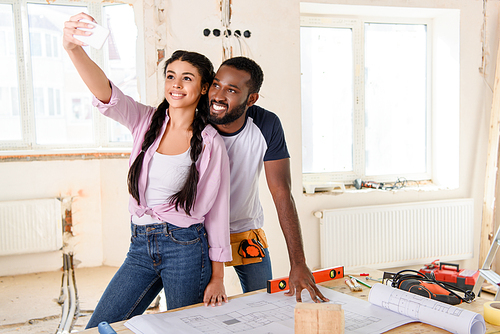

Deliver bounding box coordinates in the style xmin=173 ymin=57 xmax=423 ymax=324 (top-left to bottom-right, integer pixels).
xmin=127 ymin=50 xmax=214 ymax=215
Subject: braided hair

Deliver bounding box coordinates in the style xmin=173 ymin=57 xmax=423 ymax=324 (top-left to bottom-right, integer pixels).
xmin=127 ymin=50 xmax=215 ymax=215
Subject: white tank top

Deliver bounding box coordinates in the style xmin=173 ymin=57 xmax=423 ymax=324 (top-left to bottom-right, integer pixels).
xmin=132 ymin=149 xmax=192 ymax=225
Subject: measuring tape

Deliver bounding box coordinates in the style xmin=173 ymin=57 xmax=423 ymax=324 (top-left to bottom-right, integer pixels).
xmin=267 ymin=266 xmax=344 ymax=293
xmin=484 ymin=302 xmax=500 ymax=326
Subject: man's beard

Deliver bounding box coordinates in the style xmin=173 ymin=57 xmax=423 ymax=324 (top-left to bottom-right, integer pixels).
xmin=208 ymin=99 xmax=247 ymax=125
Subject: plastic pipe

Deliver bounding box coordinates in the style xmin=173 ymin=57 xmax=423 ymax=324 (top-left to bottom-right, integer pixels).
xmin=56 ymin=255 xmax=69 ymax=334
xmin=62 ymin=255 xmax=77 ymax=334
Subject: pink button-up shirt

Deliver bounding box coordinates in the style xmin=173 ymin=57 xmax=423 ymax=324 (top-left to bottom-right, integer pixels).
xmin=93 ymin=82 xmax=231 ymax=262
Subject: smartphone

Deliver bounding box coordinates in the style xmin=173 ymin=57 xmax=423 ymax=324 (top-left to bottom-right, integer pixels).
xmin=73 ymin=19 xmax=110 ymax=50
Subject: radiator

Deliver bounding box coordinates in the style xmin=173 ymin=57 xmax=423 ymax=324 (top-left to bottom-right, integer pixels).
xmin=0 ymin=198 xmax=63 ymax=256
xmin=316 ymin=199 xmax=474 ymax=269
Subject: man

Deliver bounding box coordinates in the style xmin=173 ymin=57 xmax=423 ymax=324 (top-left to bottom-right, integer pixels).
xmin=207 ymin=56 xmax=328 ymax=302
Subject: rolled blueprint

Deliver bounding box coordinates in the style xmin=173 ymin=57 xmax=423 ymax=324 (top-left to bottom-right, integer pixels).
xmin=368 ymin=283 xmax=486 ymax=334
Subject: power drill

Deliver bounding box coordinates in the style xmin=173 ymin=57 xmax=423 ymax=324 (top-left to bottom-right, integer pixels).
xmin=398 ymin=279 xmax=463 ymax=305
xmin=354 ymin=178 xmax=384 ymax=190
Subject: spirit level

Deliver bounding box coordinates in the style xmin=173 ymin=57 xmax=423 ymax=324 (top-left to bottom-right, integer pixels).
xmin=267 ymin=266 xmax=344 ymax=293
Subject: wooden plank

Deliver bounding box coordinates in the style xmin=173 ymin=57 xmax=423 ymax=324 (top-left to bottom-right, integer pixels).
xmin=479 ymin=38 xmax=500 ymax=267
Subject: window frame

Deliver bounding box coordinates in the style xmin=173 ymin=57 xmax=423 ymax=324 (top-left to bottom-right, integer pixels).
xmin=0 ymin=0 xmax=138 ymax=152
xmin=300 ymin=9 xmax=443 ymax=191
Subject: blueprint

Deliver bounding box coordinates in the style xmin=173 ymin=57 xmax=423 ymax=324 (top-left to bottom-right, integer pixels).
xmin=368 ymin=283 xmax=486 ymax=334
xmin=125 ymin=284 xmax=486 ymax=334
xmin=124 ymin=285 xmax=416 ymax=334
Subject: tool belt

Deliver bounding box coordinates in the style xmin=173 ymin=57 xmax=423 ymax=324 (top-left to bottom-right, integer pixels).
xmin=225 ymin=228 xmax=268 ymax=267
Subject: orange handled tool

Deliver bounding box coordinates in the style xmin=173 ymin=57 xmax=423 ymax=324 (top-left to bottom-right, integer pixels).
xmin=398 ymin=279 xmax=463 ymax=305
xmin=267 ymin=266 xmax=344 ymax=293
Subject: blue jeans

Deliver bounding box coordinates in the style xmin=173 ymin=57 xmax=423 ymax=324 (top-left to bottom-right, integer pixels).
xmin=85 ymin=222 xmax=211 ymax=329
xmin=233 ymin=248 xmax=272 ymax=293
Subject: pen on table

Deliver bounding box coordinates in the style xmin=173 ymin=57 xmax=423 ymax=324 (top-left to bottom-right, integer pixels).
xmin=366 ymin=276 xmax=382 ymax=283
xmin=349 ymin=275 xmax=372 ymax=288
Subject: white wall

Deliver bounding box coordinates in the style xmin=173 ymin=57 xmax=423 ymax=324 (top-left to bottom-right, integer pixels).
xmin=1 ymin=0 xmax=499 ymax=290
xmin=0 ymin=158 xmax=131 ymax=276
xmin=292 ymin=0 xmax=498 ymax=275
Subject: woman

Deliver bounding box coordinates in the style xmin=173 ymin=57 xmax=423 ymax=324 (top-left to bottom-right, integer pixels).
xmin=63 ymin=13 xmax=231 ymax=328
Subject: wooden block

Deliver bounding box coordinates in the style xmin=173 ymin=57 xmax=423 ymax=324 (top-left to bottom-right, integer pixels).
xmin=294 ymin=303 xmax=344 ymax=334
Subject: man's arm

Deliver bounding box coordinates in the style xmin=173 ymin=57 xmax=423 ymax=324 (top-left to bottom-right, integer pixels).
xmin=264 ymin=158 xmax=328 ymax=302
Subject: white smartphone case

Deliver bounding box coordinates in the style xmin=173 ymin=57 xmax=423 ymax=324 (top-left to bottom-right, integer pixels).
xmin=74 ymin=19 xmax=110 ymax=50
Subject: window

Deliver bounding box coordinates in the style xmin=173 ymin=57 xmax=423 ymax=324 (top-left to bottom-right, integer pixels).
xmin=300 ymin=4 xmax=460 ymax=192
xmin=102 ymin=4 xmax=137 ymax=143
xmin=364 ymin=23 xmax=428 ymax=176
xmin=0 ymin=3 xmax=22 ymax=141
xmin=0 ymin=0 xmax=139 ymax=151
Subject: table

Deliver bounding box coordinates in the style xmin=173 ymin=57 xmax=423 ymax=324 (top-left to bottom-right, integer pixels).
xmin=78 ymin=270 xmax=500 ymax=333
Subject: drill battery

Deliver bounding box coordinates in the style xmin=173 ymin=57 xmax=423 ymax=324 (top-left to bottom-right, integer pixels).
xmin=419 ymin=260 xmax=479 ymax=291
